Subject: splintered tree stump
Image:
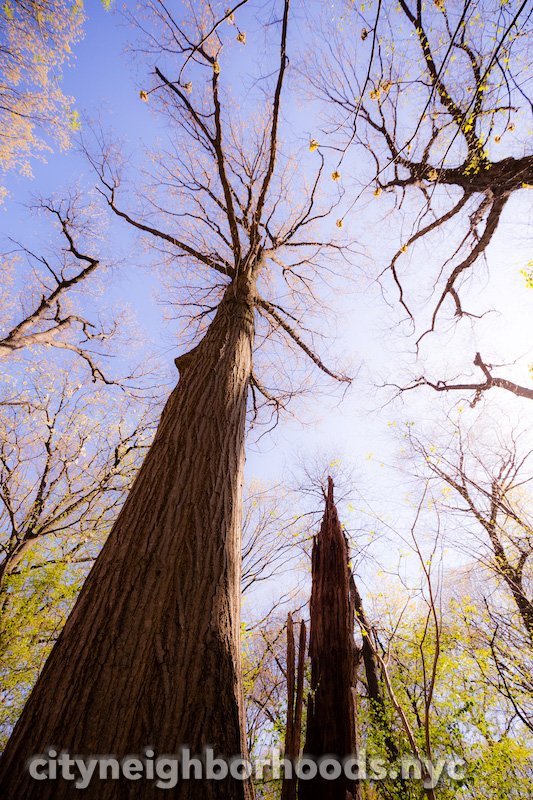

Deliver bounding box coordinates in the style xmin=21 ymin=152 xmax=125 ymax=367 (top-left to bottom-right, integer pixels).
xmin=299 ymin=477 xmax=360 ymax=800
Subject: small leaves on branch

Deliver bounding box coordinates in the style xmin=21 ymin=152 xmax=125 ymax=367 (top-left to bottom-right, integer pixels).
xmin=370 ymin=80 xmax=392 ymax=100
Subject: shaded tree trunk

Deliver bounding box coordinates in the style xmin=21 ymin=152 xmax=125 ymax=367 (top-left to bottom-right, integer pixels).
xmin=281 ymin=613 xmax=306 ymax=800
xmin=299 ymin=478 xmax=360 ymax=800
xmin=0 ymin=274 xmax=257 ymax=800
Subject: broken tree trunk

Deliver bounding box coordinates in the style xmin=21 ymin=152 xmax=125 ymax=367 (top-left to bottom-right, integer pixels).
xmin=281 ymin=614 xmax=306 ymax=800
xmin=0 ymin=275 xmax=257 ymax=800
xmin=299 ymin=477 xmax=360 ymax=800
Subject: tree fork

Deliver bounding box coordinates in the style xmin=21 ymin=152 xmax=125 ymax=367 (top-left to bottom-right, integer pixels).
xmin=0 ymin=275 xmax=257 ymax=800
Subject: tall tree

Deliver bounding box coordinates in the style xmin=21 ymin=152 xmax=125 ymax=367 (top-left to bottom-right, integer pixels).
xmin=0 ymin=2 xmax=350 ymax=798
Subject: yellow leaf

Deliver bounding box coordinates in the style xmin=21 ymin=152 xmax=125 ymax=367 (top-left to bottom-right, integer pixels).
xmin=183 ymin=82 xmax=192 ymax=94
xmin=213 ymin=61 xmax=220 ymax=75
xmin=373 ymin=187 xmax=382 ymax=197
xmin=336 ymin=219 xmax=343 ymax=228
xmin=139 ymin=90 xmax=148 ymax=102
xmin=331 ymin=170 xmax=341 ymax=181
xmin=236 ymin=31 xmax=246 ymax=44
xmin=309 ymin=138 xmax=319 ymax=152
xmin=69 ymin=110 xmax=81 ymax=131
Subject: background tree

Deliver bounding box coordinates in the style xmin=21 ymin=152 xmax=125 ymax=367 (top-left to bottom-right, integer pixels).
xmin=400 ymin=351 xmax=533 ymax=406
xmin=309 ymin=0 xmax=532 ymax=398
xmin=0 ymin=369 xmax=148 ymax=591
xmin=346 ymin=472 xmax=533 ymax=798
xmin=0 ymin=195 xmax=121 ymax=383
xmin=0 ymin=0 xmax=84 ymax=186
xmin=406 ymin=418 xmax=533 ymax=732
xmin=0 ymin=0 xmax=115 ymax=190
xmin=367 ymin=577 xmax=533 ymax=799
xmin=242 ymin=482 xmax=307 ymax=595
xmin=281 ymin=613 xmax=306 ymax=800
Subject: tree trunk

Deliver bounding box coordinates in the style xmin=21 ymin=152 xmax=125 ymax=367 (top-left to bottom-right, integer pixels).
xmin=0 ymin=275 xmax=257 ymax=800
xmin=299 ymin=477 xmax=360 ymax=800
xmin=281 ymin=614 xmax=306 ymax=800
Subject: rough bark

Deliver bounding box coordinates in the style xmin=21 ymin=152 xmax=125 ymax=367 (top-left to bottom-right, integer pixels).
xmin=299 ymin=477 xmax=360 ymax=800
xmin=0 ymin=274 xmax=257 ymax=800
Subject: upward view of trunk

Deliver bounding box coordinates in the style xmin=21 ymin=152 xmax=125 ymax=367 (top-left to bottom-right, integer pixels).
xmin=299 ymin=478 xmax=360 ymax=800
xmin=0 ymin=274 xmax=257 ymax=800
